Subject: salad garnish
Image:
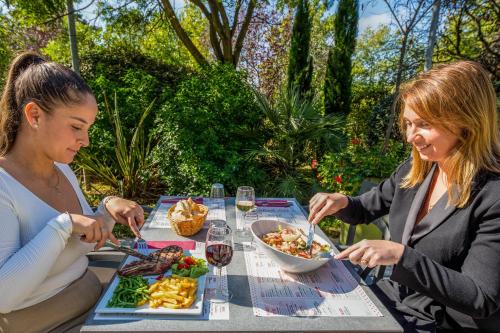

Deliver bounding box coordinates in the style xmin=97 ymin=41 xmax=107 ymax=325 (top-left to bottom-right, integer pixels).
xmin=261 ymin=226 xmax=331 ymax=259
xmin=171 ymin=256 xmax=209 ymax=278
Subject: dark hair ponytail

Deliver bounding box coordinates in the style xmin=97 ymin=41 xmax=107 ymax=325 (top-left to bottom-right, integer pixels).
xmin=0 ymin=52 xmax=93 ymax=155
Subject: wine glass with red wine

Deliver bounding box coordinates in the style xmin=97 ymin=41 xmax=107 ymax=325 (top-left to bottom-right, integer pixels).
xmin=205 ymin=224 xmax=233 ymax=303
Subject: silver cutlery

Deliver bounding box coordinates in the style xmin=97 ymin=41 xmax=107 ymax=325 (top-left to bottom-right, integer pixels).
xmin=104 ymin=241 xmax=151 ymax=261
xmin=136 ymin=238 xmax=149 ymax=255
xmin=306 ymin=223 xmax=315 ymax=255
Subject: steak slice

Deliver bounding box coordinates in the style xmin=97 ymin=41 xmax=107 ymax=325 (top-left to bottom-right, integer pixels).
xmin=118 ymin=245 xmax=184 ymax=277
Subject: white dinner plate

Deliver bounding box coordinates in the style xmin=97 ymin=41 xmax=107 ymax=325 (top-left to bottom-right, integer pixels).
xmin=95 ymin=250 xmax=206 ymax=315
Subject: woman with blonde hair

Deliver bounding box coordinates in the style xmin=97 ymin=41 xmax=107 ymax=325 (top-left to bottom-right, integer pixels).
xmin=0 ymin=52 xmax=145 ymax=332
xmin=309 ymin=61 xmax=500 ymax=332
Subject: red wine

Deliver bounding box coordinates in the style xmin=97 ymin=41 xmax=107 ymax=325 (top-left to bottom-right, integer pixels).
xmin=206 ymin=244 xmax=233 ymax=267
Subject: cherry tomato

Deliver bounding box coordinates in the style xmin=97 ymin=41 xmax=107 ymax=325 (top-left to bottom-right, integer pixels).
xmin=183 ymin=256 xmax=196 ymax=266
xmin=177 ymin=263 xmax=190 ymax=270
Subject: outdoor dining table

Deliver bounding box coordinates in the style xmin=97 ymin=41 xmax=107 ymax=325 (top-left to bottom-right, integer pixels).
xmin=81 ymin=197 xmax=403 ymax=333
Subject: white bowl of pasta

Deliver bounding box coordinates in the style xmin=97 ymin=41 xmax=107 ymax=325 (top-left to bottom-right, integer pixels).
xmin=250 ymin=220 xmax=333 ymax=273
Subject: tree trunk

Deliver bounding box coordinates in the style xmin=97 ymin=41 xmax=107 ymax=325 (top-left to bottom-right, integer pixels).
xmin=66 ymin=0 xmax=90 ymax=190
xmin=66 ymin=0 xmax=80 ymax=74
xmin=382 ymin=34 xmax=408 ymax=153
xmin=380 ymin=0 xmax=434 ymax=154
xmin=161 ymin=0 xmax=209 ymax=67
xmin=233 ymin=0 xmax=256 ymax=66
xmin=161 ymin=0 xmax=255 ymax=68
xmin=424 ymin=0 xmax=441 ymax=71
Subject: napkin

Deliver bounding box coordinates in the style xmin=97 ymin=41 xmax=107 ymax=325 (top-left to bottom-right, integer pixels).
xmin=135 ymin=240 xmax=196 ymax=250
xmin=255 ymin=199 xmax=291 ymax=207
xmin=161 ymin=197 xmax=204 ymax=204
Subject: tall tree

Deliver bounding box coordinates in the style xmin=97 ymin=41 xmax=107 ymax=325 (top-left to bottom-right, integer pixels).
xmin=435 ymin=0 xmax=499 ymax=89
xmin=160 ymin=0 xmax=257 ymax=67
xmin=381 ymin=0 xmax=435 ymax=153
xmin=1 ymin=0 xmax=96 ymax=65
xmin=287 ymin=0 xmax=313 ymax=99
xmin=424 ymin=0 xmax=441 ymax=71
xmin=324 ymin=0 xmax=359 ymax=116
xmin=66 ymin=0 xmax=80 ymax=74
xmin=66 ymin=0 xmax=87 ymax=187
xmin=238 ymin=6 xmax=293 ymax=101
xmin=0 ymin=0 xmax=66 ymax=54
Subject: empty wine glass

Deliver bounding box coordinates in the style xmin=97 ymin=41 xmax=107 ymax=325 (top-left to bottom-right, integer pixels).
xmin=210 ymin=183 xmax=225 ymax=198
xmin=205 ymin=224 xmax=233 ymax=303
xmin=236 ymin=186 xmax=256 ymax=237
xmin=209 ymin=219 xmax=228 ymax=229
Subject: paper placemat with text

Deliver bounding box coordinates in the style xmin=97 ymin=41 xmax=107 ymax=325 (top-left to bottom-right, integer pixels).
xmin=243 ymin=242 xmax=382 ymax=317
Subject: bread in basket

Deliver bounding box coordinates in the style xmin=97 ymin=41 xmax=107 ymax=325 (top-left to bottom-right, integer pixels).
xmin=167 ymin=198 xmax=209 ymax=236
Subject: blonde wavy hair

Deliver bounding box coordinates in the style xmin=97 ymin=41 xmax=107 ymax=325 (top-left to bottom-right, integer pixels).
xmin=398 ymin=61 xmax=500 ymax=208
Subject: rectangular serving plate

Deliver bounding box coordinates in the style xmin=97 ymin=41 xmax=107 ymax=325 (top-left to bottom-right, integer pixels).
xmin=95 ymin=250 xmax=206 ymax=315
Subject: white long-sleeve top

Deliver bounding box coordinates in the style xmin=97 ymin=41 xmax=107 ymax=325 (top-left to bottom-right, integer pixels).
xmin=0 ymin=163 xmax=107 ymax=313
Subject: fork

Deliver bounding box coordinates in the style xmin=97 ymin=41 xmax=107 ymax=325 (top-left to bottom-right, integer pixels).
xmin=104 ymin=241 xmax=150 ymax=261
xmin=136 ymin=238 xmax=149 ymax=255
xmin=306 ymin=222 xmax=315 ymax=255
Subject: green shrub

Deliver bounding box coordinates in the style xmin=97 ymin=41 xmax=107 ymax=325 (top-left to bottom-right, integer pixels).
xmin=318 ymin=139 xmax=409 ymax=195
xmin=80 ymin=47 xmax=188 ymax=91
xmin=153 ymin=64 xmax=268 ymax=196
xmin=349 ymin=84 xmax=394 ymax=147
xmin=69 ymin=48 xmax=190 ymax=201
xmin=80 ymin=47 xmax=188 ymax=152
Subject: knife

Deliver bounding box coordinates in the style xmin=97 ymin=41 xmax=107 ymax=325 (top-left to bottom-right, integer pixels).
xmin=255 ymin=200 xmax=291 ymax=207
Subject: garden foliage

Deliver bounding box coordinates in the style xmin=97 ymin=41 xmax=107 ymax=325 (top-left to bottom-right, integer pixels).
xmin=250 ymin=87 xmax=344 ymax=203
xmin=79 ymin=47 xmax=187 ymax=160
xmin=152 ymin=64 xmax=268 ymax=197
xmin=0 ymin=1 xmax=496 ymax=213
xmin=73 ymin=48 xmax=189 ymax=200
xmin=77 ymin=92 xmax=158 ymax=199
xmin=318 ymin=139 xmax=409 ymax=195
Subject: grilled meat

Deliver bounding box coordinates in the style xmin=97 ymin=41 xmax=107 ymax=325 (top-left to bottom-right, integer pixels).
xmin=118 ymin=245 xmax=184 ymax=276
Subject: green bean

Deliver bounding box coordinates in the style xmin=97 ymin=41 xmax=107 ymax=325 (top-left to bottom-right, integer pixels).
xmin=107 ymin=276 xmax=150 ymax=308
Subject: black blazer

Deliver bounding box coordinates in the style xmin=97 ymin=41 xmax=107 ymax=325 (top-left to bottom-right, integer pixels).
xmin=335 ymin=159 xmax=500 ymax=332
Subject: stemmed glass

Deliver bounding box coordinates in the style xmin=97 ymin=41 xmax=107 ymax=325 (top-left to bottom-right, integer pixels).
xmin=210 ymin=183 xmax=225 ymax=198
xmin=236 ymin=186 xmax=255 ymax=217
xmin=205 ymin=224 xmax=233 ymax=303
xmin=236 ymin=186 xmax=256 ymax=237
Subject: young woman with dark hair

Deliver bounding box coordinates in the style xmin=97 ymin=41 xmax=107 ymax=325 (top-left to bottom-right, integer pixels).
xmin=0 ymin=52 xmax=145 ymax=332
xmin=309 ymin=61 xmax=500 ymax=332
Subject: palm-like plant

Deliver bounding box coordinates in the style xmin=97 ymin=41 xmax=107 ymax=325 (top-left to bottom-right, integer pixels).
xmin=249 ymin=88 xmax=343 ymax=202
xmin=76 ymin=92 xmax=158 ymax=199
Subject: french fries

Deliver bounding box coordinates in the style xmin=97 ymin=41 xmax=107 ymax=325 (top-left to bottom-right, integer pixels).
xmin=148 ymin=275 xmax=197 ymax=309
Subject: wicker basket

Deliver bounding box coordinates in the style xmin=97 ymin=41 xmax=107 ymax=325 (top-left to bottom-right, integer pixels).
xmin=167 ymin=203 xmax=209 ymax=236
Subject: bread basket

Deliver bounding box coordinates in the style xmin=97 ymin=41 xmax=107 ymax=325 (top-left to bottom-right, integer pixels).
xmin=167 ymin=202 xmax=209 ymax=236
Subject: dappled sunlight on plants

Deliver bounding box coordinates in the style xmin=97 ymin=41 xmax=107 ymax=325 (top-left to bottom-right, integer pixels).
xmin=152 ymin=64 xmax=267 ymax=197
xmin=76 ymin=92 xmax=160 ymax=201
xmin=248 ymin=87 xmax=344 ymax=204
xmin=318 ymin=140 xmax=409 ymax=196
